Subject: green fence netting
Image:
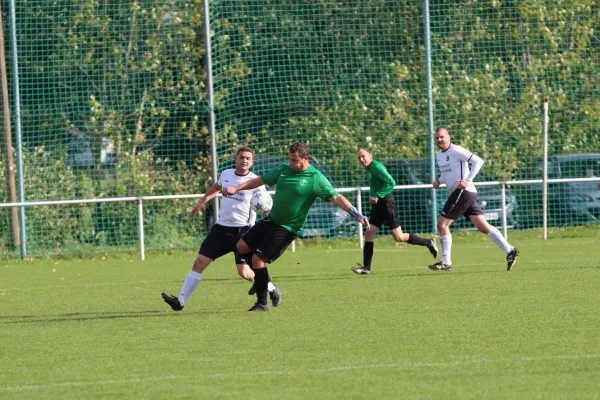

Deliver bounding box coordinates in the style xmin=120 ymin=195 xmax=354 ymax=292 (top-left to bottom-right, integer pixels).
xmin=1 ymin=0 xmax=599 ymax=258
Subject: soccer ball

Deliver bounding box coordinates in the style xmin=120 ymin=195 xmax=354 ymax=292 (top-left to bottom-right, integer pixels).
xmin=250 ymin=192 xmax=273 ymax=214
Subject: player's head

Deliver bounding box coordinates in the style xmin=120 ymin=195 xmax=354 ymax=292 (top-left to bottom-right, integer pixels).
xmin=434 ymin=127 xmax=451 ymax=151
xmin=357 ymin=148 xmax=373 ymax=168
xmin=234 ymin=146 xmax=254 ymax=174
xmin=288 ymin=142 xmax=310 ymax=171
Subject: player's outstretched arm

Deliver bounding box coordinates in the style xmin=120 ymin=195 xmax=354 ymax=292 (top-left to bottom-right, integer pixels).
xmin=328 ymin=194 xmax=370 ymax=230
xmin=191 ymin=183 xmax=221 ymax=217
xmin=222 ymin=177 xmax=265 ymax=197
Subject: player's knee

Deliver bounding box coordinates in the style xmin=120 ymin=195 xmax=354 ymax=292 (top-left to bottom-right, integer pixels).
xmin=251 ymin=254 xmax=267 ymax=269
xmin=192 ymin=255 xmax=211 ymax=272
xmin=436 ymin=219 xmax=448 ymax=232
xmin=236 ymin=240 xmax=250 ymax=254
xmin=391 ymin=230 xmax=407 ymax=242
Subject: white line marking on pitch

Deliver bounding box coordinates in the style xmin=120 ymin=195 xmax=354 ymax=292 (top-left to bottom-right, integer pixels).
xmin=1 ymin=354 xmax=597 ymax=392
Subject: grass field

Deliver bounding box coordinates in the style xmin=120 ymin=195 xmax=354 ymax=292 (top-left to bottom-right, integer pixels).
xmin=1 ymin=228 xmax=600 ymax=399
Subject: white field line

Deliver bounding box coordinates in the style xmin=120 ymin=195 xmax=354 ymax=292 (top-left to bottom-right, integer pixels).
xmin=1 ymin=353 xmax=598 ymax=392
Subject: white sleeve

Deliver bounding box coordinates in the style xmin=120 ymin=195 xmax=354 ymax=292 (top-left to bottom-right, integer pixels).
xmin=464 ymin=154 xmax=484 ymax=182
xmin=254 ymin=184 xmax=266 ymax=194
xmin=216 ymin=171 xmax=225 ymax=187
xmin=452 ymin=145 xmax=473 ymax=161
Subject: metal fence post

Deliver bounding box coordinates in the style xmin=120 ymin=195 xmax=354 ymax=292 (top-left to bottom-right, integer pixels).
xmin=356 ymin=188 xmax=363 ymax=249
xmin=138 ymin=198 xmax=145 ymax=261
xmin=542 ymin=97 xmax=549 ymax=240
xmin=501 ymin=182 xmax=508 ymax=239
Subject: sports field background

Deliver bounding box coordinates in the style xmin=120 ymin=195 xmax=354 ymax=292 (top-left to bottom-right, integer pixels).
xmin=2 ymin=227 xmax=599 ymax=399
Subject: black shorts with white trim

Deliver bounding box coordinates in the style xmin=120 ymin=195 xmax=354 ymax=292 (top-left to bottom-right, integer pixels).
xmin=440 ymin=189 xmax=483 ymax=221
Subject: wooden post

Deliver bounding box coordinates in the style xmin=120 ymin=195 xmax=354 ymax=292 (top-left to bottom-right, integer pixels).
xmin=0 ymin=1 xmax=20 ymax=248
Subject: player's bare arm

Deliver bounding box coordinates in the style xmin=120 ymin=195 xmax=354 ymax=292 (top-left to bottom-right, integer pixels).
xmin=432 ymin=178 xmax=441 ymax=189
xmin=191 ymin=183 xmax=222 ymax=217
xmin=222 ymin=176 xmax=265 ymax=197
xmin=329 ymin=194 xmax=370 ymax=230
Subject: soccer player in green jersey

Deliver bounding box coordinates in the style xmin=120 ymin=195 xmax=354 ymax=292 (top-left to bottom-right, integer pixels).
xmin=222 ymin=142 xmax=370 ymax=312
xmin=351 ymin=148 xmax=438 ymax=275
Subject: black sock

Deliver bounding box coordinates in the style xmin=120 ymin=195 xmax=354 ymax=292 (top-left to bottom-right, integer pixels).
xmin=253 ymin=267 xmax=269 ymax=305
xmin=407 ymin=233 xmax=430 ymax=246
xmin=363 ymin=241 xmax=374 ymax=270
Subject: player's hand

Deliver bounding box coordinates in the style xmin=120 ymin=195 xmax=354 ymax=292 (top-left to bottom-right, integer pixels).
xmin=222 ymin=186 xmax=237 ymax=197
xmin=359 ymin=217 xmax=370 ymax=231
xmin=432 ymin=180 xmax=440 ymax=189
xmin=368 ymin=197 xmax=378 ymax=204
xmin=597 ymin=182 xmax=600 ymax=190
xmin=190 ymin=201 xmax=205 ymax=217
xmin=456 ymin=179 xmax=468 ymax=190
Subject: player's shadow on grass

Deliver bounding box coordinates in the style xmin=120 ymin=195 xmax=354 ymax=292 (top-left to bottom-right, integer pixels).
xmin=1 ymin=309 xmax=237 ymax=325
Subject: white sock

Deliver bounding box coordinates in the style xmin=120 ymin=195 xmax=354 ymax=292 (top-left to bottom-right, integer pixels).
xmin=179 ymin=270 xmax=202 ymax=306
xmin=440 ymin=235 xmax=452 ymax=265
xmin=487 ymin=226 xmax=513 ymax=255
xmin=267 ymin=281 xmax=276 ymax=292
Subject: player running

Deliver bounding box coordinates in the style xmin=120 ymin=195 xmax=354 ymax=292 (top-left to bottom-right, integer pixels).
xmin=161 ymin=146 xmax=281 ymax=311
xmin=351 ymin=148 xmax=438 ymax=275
xmin=222 ymin=142 xmax=370 ymax=312
xmin=429 ymin=127 xmax=519 ymax=271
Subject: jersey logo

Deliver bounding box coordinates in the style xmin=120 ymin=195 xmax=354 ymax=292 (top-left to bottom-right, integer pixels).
xmin=300 ymin=179 xmax=308 ymax=187
xmin=446 ymin=156 xmax=450 ymax=161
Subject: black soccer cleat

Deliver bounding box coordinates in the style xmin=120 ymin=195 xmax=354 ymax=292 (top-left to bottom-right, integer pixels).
xmin=161 ymin=293 xmax=184 ymax=311
xmin=269 ymin=286 xmax=282 ymax=307
xmin=248 ymin=282 xmax=256 ymax=295
xmin=428 ymin=261 xmax=452 ymax=271
xmin=427 ymin=238 xmax=439 ymax=258
xmin=247 ymin=303 xmax=271 ymax=312
xmin=351 ymin=264 xmax=371 ymax=275
xmin=507 ymin=247 xmax=519 ymax=271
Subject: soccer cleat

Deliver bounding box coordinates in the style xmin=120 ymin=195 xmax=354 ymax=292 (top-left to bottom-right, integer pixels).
xmin=351 ymin=264 xmax=371 ymax=275
xmin=247 ymin=303 xmax=271 ymax=312
xmin=269 ymin=286 xmax=282 ymax=307
xmin=248 ymin=274 xmax=272 ymax=295
xmin=161 ymin=293 xmax=184 ymax=311
xmin=427 ymin=238 xmax=439 ymax=258
xmin=428 ymin=261 xmax=452 ymax=271
xmin=506 ymin=247 xmax=519 ymax=271
xmin=248 ymin=282 xmax=256 ymax=295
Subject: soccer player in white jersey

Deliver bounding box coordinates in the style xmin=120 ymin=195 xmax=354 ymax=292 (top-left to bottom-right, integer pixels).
xmin=161 ymin=147 xmax=281 ymax=311
xmin=428 ymin=128 xmax=519 ymax=271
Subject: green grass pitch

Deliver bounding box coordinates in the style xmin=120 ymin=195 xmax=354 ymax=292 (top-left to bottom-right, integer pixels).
xmin=1 ymin=229 xmax=600 ymax=399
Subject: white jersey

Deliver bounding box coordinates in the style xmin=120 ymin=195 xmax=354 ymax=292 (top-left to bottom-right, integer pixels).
xmin=216 ymin=169 xmax=265 ymax=227
xmin=437 ymin=144 xmax=477 ymax=193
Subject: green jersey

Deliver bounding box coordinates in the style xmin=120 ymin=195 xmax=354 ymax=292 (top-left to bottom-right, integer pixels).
xmin=366 ymin=160 xmax=396 ymax=199
xmin=261 ymin=164 xmax=339 ymax=234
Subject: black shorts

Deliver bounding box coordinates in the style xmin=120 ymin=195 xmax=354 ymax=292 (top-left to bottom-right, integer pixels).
xmin=441 ymin=189 xmax=484 ymax=221
xmin=240 ymin=219 xmax=297 ymax=264
xmin=369 ymin=194 xmax=402 ymax=230
xmin=199 ymin=224 xmax=250 ymax=265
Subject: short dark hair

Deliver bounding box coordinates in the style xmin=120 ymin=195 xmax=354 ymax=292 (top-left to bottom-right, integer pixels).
xmin=236 ymin=146 xmax=253 ymax=156
xmin=289 ymin=142 xmax=309 ymax=157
